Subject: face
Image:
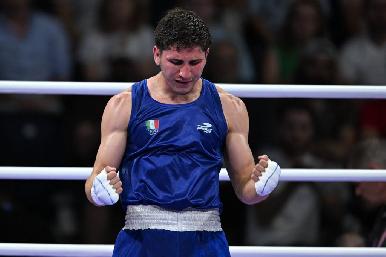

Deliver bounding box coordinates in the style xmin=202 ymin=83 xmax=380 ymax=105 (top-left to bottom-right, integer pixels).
xmin=356 ymin=182 xmax=386 ymax=206
xmin=304 ymin=55 xmax=336 ymax=84
xmin=107 ymin=0 xmax=134 ymax=25
xmin=154 ymin=46 xmax=208 ymax=95
xmin=209 ymin=41 xmax=239 ymax=83
xmin=281 ymin=109 xmax=313 ymax=153
xmin=291 ymin=4 xmax=321 ymax=43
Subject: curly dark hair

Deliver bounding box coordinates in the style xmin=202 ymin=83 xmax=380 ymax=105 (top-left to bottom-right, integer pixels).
xmin=154 ymin=8 xmax=212 ymax=52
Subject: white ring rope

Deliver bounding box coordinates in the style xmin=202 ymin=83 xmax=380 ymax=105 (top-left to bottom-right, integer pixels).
xmin=0 ymin=80 xmax=386 ymax=98
xmin=1 ymin=82 xmax=385 ymax=257
xmin=1 ymin=244 xmax=386 ymax=257
xmin=0 ymin=167 xmax=385 ymax=182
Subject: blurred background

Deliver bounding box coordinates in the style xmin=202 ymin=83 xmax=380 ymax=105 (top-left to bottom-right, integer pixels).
xmin=0 ymin=0 xmax=385 ymax=247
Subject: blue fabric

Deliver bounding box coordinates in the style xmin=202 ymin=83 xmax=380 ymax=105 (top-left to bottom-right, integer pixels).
xmin=112 ymin=229 xmax=231 ymax=257
xmin=119 ymin=79 xmax=228 ymax=211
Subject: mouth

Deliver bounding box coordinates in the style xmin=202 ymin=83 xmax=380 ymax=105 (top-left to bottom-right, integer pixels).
xmin=175 ymin=79 xmax=192 ymax=83
xmin=175 ymin=80 xmax=192 ymax=86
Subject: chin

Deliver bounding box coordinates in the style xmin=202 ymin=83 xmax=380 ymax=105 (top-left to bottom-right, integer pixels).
xmin=174 ymin=87 xmax=193 ymax=95
xmin=173 ymin=82 xmax=194 ymax=94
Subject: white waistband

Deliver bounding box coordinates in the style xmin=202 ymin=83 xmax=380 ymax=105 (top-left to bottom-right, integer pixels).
xmin=123 ymin=205 xmax=222 ymax=232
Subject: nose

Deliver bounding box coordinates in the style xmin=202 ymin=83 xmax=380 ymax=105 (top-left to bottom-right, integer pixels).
xmin=179 ymin=64 xmax=191 ymax=79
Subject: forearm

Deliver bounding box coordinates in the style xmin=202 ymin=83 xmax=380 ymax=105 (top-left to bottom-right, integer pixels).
xmin=235 ymin=178 xmax=268 ymax=205
xmin=230 ymin=158 xmax=281 ymax=205
xmin=226 ymin=151 xmax=268 ymax=204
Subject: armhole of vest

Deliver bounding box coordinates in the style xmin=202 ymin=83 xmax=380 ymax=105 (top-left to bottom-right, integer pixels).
xmin=127 ymin=81 xmax=142 ymax=129
xmin=206 ymin=80 xmax=229 ymax=138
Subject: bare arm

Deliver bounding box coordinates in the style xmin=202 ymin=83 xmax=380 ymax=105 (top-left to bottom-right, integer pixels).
xmin=220 ymin=90 xmax=268 ymax=205
xmin=85 ymin=91 xmax=132 ymax=204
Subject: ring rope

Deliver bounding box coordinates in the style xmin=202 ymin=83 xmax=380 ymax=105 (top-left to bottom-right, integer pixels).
xmin=1 ymin=82 xmax=386 ymax=256
xmin=0 ymin=80 xmax=386 ymax=98
xmin=1 ymin=244 xmax=386 ymax=257
xmin=0 ymin=167 xmax=385 ymax=182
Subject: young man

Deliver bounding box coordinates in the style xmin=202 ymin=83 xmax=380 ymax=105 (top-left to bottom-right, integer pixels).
xmin=350 ymin=139 xmax=386 ymax=247
xmin=85 ymin=8 xmax=281 ymax=257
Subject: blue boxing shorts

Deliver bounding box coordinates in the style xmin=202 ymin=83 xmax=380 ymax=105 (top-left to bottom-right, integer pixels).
xmin=112 ymin=229 xmax=231 ymax=257
xmin=112 ymin=205 xmax=231 ymax=257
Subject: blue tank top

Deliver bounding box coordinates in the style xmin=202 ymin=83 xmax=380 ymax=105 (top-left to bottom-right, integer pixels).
xmin=119 ymin=79 xmax=228 ymax=211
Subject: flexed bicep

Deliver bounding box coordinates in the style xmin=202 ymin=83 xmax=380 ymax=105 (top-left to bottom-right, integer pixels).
xmin=221 ymin=92 xmax=257 ymax=203
xmin=85 ymin=91 xmax=132 ymax=205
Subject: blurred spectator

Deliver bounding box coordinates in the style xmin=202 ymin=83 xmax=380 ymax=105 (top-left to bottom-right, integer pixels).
xmin=0 ymin=0 xmax=71 ymax=164
xmin=68 ymin=0 xmax=103 ymax=34
xmin=292 ymin=39 xmax=359 ymax=244
xmin=245 ymin=181 xmax=321 ymax=246
xmin=0 ymin=0 xmax=74 ymax=243
xmin=78 ymin=0 xmax=155 ymax=82
xmin=293 ymin=39 xmax=340 ymax=140
xmin=246 ymin=0 xmax=331 ymax=34
xmin=246 ymin=0 xmax=295 ymax=34
xmin=339 ymin=0 xmax=386 ymax=85
xmin=0 ymin=0 xmax=71 ymax=163
xmin=0 ymin=0 xmax=71 ymax=81
xmin=294 ymin=38 xmax=340 ymax=85
xmin=265 ymin=0 xmax=328 ymax=83
xmin=39 ymin=0 xmax=81 ymax=56
xmin=204 ymin=40 xmax=244 ymax=83
xmin=339 ymin=0 xmax=386 ymax=143
xmin=242 ymin=14 xmax=275 ymax=83
xmin=259 ymin=101 xmax=325 ymax=168
xmin=0 ymin=0 xmax=71 ymax=121
xmin=329 ymin=0 xmax=366 ymax=48
xmin=337 ymin=139 xmax=386 ymax=247
xmin=359 ymin=100 xmax=386 ymax=139
xmin=293 ymin=38 xmax=360 ymax=165
xmin=181 ymin=0 xmax=255 ymax=82
xmin=245 ymin=101 xmax=323 ymax=246
xmin=335 ymin=232 xmax=366 ymax=247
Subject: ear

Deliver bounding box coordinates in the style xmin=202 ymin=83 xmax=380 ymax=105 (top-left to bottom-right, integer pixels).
xmin=153 ymin=46 xmax=161 ymax=66
xmin=205 ymin=48 xmax=210 ymax=59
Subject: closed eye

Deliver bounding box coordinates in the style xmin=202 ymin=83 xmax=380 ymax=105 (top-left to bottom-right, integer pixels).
xmin=168 ymin=59 xmax=202 ymax=66
xmin=169 ymin=59 xmax=183 ymax=65
xmin=189 ymin=60 xmax=202 ymax=66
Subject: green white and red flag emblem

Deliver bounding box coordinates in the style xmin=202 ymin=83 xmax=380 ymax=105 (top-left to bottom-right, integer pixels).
xmin=145 ymin=120 xmax=159 ymax=135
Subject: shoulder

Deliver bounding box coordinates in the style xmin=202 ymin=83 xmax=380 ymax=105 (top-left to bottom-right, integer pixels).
xmin=216 ymin=85 xmax=248 ymax=130
xmin=33 ymin=12 xmax=66 ymax=34
xmin=107 ymin=89 xmax=132 ymax=113
xmin=216 ymin=85 xmax=246 ymax=113
xmin=102 ymin=89 xmax=132 ymax=130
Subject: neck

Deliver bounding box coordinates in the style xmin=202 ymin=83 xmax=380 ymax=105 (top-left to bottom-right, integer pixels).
xmin=148 ymin=73 xmax=202 ymax=104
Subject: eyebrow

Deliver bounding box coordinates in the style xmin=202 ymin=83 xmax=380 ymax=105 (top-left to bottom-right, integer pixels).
xmin=167 ymin=58 xmax=203 ymax=64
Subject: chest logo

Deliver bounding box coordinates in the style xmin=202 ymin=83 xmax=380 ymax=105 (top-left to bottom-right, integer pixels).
xmin=197 ymin=123 xmax=213 ymax=134
xmin=146 ymin=119 xmax=159 ymax=135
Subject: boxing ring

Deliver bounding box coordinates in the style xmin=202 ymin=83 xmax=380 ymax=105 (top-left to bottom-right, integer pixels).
xmin=1 ymin=80 xmax=386 ymax=257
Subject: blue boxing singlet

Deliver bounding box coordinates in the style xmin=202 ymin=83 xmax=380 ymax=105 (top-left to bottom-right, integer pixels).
xmin=119 ymin=79 xmax=228 ymax=211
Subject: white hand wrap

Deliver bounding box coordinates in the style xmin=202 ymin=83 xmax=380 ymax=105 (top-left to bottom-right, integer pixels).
xmin=91 ymin=169 xmax=119 ymax=206
xmin=254 ymin=160 xmax=281 ymax=196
